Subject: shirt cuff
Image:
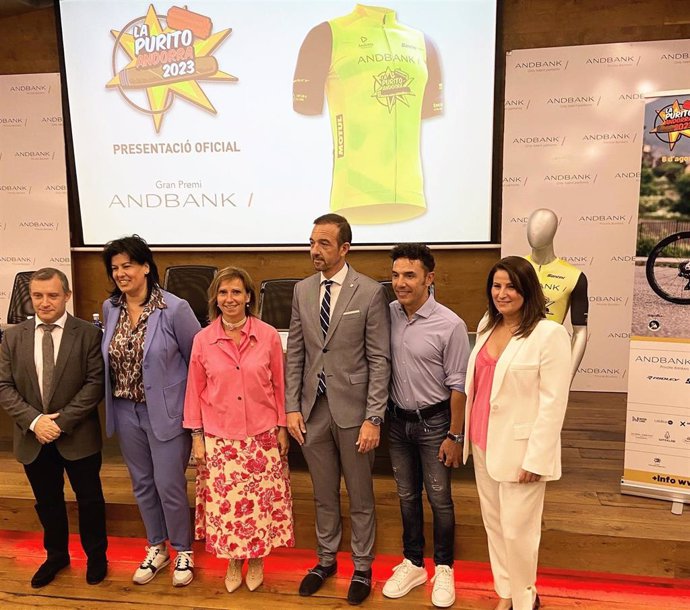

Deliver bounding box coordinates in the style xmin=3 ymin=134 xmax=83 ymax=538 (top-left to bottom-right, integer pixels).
xmin=29 ymin=414 xmax=42 ymax=432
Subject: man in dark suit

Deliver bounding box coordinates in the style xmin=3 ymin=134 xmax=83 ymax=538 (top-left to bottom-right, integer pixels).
xmin=286 ymin=214 xmax=390 ymax=605
xmin=0 ymin=268 xmax=107 ymax=587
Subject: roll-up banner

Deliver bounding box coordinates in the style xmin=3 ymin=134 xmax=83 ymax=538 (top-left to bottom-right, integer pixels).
xmin=0 ymin=73 xmax=72 ymax=325
xmin=503 ymin=39 xmax=690 ymax=392
xmin=621 ymin=90 xmax=690 ymax=506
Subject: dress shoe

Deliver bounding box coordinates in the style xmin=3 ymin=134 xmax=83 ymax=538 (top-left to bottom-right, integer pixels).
xmin=299 ymin=562 xmax=337 ymax=596
xmin=509 ymin=594 xmax=541 ymax=610
xmin=347 ymin=568 xmax=372 ymax=605
xmin=31 ymin=556 xmax=70 ymax=588
xmin=225 ymin=559 xmax=244 ymax=593
xmin=246 ymin=558 xmax=264 ymax=591
xmin=86 ymin=557 xmax=108 ymax=585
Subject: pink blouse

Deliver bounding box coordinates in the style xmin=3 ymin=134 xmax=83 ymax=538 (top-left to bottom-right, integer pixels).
xmin=469 ymin=342 xmax=497 ymax=451
xmin=183 ymin=316 xmax=286 ymax=440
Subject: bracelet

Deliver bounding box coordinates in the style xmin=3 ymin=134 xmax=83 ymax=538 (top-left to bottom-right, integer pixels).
xmin=191 ymin=428 xmax=204 ymax=437
xmin=446 ymin=431 xmax=464 ymax=444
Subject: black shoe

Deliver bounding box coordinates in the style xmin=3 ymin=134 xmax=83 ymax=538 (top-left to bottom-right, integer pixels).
xmin=347 ymin=568 xmax=372 ymax=605
xmin=299 ymin=562 xmax=337 ymax=596
xmin=31 ymin=556 xmax=70 ymax=588
xmin=86 ymin=557 xmax=108 ymax=585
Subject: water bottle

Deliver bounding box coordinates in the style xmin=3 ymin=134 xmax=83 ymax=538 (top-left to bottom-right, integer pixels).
xmin=92 ymin=313 xmax=104 ymax=330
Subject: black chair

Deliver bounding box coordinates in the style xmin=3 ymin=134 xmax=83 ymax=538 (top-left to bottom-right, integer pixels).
xmin=258 ymin=279 xmax=300 ymax=330
xmin=7 ymin=271 xmax=35 ymax=324
xmin=163 ymin=265 xmax=217 ymax=327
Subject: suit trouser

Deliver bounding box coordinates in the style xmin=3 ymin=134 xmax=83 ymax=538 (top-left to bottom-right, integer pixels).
xmin=24 ymin=443 xmax=108 ymax=562
xmin=113 ymin=398 xmax=192 ymax=551
xmin=472 ymin=445 xmax=545 ymax=610
xmin=300 ymin=395 xmax=376 ymax=571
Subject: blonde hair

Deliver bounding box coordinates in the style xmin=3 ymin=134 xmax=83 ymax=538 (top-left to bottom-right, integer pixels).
xmin=207 ymin=266 xmax=257 ymax=322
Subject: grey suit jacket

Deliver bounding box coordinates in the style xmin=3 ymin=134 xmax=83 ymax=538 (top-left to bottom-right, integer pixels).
xmin=0 ymin=315 xmax=105 ymax=464
xmin=285 ymin=265 xmax=391 ymax=428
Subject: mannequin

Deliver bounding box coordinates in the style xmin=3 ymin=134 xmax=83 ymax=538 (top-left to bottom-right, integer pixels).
xmin=524 ymin=208 xmax=588 ymax=382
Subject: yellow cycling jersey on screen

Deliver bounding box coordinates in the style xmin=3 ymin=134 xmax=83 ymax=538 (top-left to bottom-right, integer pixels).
xmin=293 ymin=5 xmax=443 ymax=224
xmin=526 ymin=255 xmax=584 ymax=325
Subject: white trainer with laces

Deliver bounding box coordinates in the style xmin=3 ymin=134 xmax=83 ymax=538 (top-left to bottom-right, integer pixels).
xmin=431 ymin=564 xmax=456 ymax=608
xmin=132 ymin=544 xmax=170 ymax=585
xmin=172 ymin=550 xmax=194 ymax=587
xmin=382 ymin=558 xmax=428 ymax=599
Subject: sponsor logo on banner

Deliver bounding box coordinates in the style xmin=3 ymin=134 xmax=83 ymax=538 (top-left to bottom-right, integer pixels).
xmin=0 ymin=255 xmax=36 ymax=265
xmin=614 ymin=170 xmax=641 ymax=179
xmin=106 ymin=4 xmax=238 ymax=133
xmin=14 ymin=150 xmax=54 ymax=161
xmin=608 ymin=330 xmax=631 ymax=339
xmin=649 ymin=98 xmax=690 ymax=151
xmin=511 ymin=135 xmax=564 ymax=147
xmin=0 ymin=221 xmax=6 ymax=231
xmin=584 ymin=55 xmax=640 ymax=67
xmin=507 ymin=215 xmax=529 ymax=224
xmin=634 ymin=354 xmax=690 ymax=365
xmin=17 ymin=220 xmax=60 ymax=231
xmin=504 ymin=98 xmax=530 ymax=111
xmin=0 ymin=290 xmax=8 ymax=300
xmin=41 ymin=115 xmax=63 ymax=126
xmin=610 ymin=254 xmax=635 ymax=264
xmin=7 ymin=84 xmax=50 ymax=95
xmin=502 ymin=176 xmax=528 ymax=188
xmin=631 ymin=415 xmax=648 ymax=423
xmin=0 ymin=116 xmax=26 ymax=127
xmin=588 ymin=294 xmax=628 ymax=306
xmin=582 ymin=132 xmax=636 ymax=144
xmin=547 ymin=95 xmax=599 ymax=108
xmin=49 ymin=256 xmax=71 ymax=265
xmin=0 ymin=184 xmax=31 ymax=194
xmin=561 ymin=255 xmax=593 ymax=266
xmin=618 ymin=92 xmax=644 ymax=102
xmin=45 ymin=184 xmax=67 ymax=194
xmin=577 ymin=366 xmax=626 ymax=379
xmin=513 ymin=58 xmax=567 ymax=72
xmin=659 ymin=51 xmax=690 ymax=64
xmin=578 ymin=214 xmax=632 ymax=225
xmin=544 ymin=172 xmax=596 ymax=185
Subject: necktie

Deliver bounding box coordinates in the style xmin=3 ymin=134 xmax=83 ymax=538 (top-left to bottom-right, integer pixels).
xmin=41 ymin=324 xmax=57 ymax=411
xmin=317 ymin=281 xmax=333 ymax=396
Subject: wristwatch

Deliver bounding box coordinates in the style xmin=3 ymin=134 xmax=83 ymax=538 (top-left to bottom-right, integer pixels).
xmin=366 ymin=416 xmax=384 ymax=426
xmin=446 ymin=432 xmax=464 ymax=444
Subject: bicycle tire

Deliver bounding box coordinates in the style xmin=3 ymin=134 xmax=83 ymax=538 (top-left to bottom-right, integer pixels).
xmin=645 ymin=230 xmax=690 ymax=304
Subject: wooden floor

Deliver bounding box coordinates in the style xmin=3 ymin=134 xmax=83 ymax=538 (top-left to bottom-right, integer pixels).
xmin=0 ymin=391 xmax=688 ymax=608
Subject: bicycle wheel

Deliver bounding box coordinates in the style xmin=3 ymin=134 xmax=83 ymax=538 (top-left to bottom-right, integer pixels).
xmin=645 ymin=231 xmax=690 ymax=304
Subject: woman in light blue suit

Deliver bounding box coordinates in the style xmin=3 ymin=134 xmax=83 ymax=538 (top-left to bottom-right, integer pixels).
xmin=101 ymin=235 xmax=200 ymax=588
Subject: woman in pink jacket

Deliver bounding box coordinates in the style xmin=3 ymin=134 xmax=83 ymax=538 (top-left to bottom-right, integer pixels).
xmin=183 ymin=267 xmax=294 ymax=594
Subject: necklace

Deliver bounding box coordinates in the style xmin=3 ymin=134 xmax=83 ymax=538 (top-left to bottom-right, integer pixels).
xmin=221 ymin=316 xmax=247 ymax=330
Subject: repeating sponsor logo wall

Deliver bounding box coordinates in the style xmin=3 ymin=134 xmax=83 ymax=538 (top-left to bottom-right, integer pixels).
xmin=0 ymin=74 xmax=72 ymax=324
xmin=502 ymin=40 xmax=690 ymax=392
xmin=622 ymin=92 xmax=690 ymax=503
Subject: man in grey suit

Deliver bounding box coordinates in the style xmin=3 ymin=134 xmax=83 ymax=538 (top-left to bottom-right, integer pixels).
xmin=286 ymin=213 xmax=390 ymax=605
xmin=0 ymin=268 xmax=107 ymax=588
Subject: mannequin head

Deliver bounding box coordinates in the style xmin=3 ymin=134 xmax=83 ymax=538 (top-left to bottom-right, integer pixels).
xmin=526 ymin=208 xmax=558 ymax=249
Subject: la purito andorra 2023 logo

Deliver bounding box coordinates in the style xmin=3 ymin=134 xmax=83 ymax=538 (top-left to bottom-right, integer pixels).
xmin=106 ymin=4 xmax=237 ymax=132
xmin=650 ymin=98 xmax=690 ymax=151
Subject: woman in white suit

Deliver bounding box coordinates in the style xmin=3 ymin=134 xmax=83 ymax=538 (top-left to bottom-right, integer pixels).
xmin=462 ymin=256 xmax=571 ymax=610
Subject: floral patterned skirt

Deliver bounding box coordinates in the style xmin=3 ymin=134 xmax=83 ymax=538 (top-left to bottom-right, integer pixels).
xmin=195 ymin=429 xmax=295 ymax=559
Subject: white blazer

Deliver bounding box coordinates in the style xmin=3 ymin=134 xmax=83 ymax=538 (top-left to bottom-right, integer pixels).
xmin=462 ymin=317 xmax=571 ymax=482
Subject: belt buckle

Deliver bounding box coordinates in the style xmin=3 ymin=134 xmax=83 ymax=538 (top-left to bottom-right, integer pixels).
xmin=415 ymin=408 xmax=424 ymax=423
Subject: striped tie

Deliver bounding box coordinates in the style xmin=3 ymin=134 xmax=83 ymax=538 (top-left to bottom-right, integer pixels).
xmin=317 ymin=280 xmax=333 ymax=396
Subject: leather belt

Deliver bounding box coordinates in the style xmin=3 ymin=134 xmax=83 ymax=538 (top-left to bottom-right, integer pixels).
xmin=387 ymin=398 xmax=450 ymax=423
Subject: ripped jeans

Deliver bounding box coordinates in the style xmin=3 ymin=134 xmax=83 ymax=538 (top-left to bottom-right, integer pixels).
xmin=388 ymin=409 xmax=455 ymax=567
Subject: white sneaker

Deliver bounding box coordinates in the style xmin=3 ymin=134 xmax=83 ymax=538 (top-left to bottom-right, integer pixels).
xmin=382 ymin=558 xmax=428 ymax=599
xmin=431 ymin=564 xmax=456 ymax=608
xmin=132 ymin=544 xmax=170 ymax=585
xmin=172 ymin=551 xmax=194 ymax=587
